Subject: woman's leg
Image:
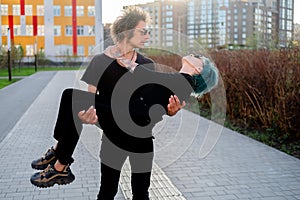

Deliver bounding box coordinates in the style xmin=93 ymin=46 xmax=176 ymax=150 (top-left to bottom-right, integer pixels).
xmin=53 ymin=88 xmax=97 ymax=165
xmin=30 ymin=88 xmax=98 ymax=187
xmin=31 ymin=88 xmax=97 ymax=170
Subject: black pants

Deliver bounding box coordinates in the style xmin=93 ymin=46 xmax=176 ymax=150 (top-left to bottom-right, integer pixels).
xmin=53 ymin=88 xmax=97 ymax=165
xmin=97 ymin=135 xmax=153 ymax=200
xmin=53 ymin=88 xmax=153 ymax=199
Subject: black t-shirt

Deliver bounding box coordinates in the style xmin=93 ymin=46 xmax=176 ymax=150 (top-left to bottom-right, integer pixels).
xmin=81 ymin=52 xmax=194 ymax=153
xmin=81 ymin=53 xmax=157 ymax=153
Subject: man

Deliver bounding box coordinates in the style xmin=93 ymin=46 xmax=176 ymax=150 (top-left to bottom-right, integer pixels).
xmin=30 ymin=6 xmax=186 ymax=200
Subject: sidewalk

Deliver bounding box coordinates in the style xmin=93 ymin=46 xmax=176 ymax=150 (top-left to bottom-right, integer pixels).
xmin=0 ymin=71 xmax=299 ymax=200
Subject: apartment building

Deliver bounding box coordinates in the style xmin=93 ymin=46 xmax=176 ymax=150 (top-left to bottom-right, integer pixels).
xmin=126 ymin=0 xmax=187 ymax=49
xmin=187 ymin=0 xmax=294 ymax=48
xmin=0 ymin=0 xmax=103 ymax=58
xmin=126 ymin=0 xmax=294 ymax=49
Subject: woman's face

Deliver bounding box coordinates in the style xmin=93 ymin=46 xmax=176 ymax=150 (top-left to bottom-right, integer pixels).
xmin=127 ymin=20 xmax=151 ymax=49
xmin=182 ymin=54 xmax=204 ymax=69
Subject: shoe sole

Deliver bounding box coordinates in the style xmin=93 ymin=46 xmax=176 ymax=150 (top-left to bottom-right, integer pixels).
xmin=30 ymin=174 xmax=75 ymax=188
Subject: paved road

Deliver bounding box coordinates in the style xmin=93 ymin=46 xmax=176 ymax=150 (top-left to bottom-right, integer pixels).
xmin=0 ymin=71 xmax=299 ymax=200
xmin=0 ymin=72 xmax=56 ymax=142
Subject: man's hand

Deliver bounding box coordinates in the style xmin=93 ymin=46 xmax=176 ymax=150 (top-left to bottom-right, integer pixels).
xmin=167 ymin=95 xmax=185 ymax=116
xmin=78 ymin=106 xmax=98 ymax=124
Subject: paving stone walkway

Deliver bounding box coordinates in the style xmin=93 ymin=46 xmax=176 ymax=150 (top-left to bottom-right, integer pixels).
xmin=0 ymin=71 xmax=299 ymax=200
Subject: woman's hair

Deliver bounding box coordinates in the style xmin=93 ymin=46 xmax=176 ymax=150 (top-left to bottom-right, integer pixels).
xmin=110 ymin=6 xmax=151 ymax=44
xmin=192 ymin=57 xmax=219 ymax=98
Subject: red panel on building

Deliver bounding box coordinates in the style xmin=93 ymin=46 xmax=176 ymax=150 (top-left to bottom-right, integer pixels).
xmin=33 ymin=16 xmax=38 ymax=36
xmin=20 ymin=0 xmax=25 ymax=15
xmin=72 ymin=0 xmax=77 ymax=55
xmin=8 ymin=15 xmax=14 ymax=40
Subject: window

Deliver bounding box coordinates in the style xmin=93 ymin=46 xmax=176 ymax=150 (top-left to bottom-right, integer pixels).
xmin=26 ymin=25 xmax=33 ymax=36
xmin=53 ymin=6 xmax=61 ymax=16
xmin=77 ymin=46 xmax=84 ymax=56
xmin=25 ymin=5 xmax=32 ymax=15
xmin=166 ymin=42 xmax=173 ymax=46
xmin=65 ymin=6 xmax=72 ymax=16
xmin=14 ymin=25 xmax=21 ymax=36
xmin=65 ymin=46 xmax=73 ymax=56
xmin=88 ymin=26 xmax=95 ymax=35
xmin=13 ymin=5 xmax=20 ymax=15
xmin=77 ymin=26 xmax=84 ymax=36
xmin=1 ymin=25 xmax=9 ymax=35
xmin=65 ymin=26 xmax=72 ymax=36
xmin=165 ymin=11 xmax=172 ymax=16
xmin=37 ymin=5 xmax=44 ymax=16
xmin=165 ymin=23 xmax=173 ymax=29
xmin=26 ymin=45 xmax=34 ymax=56
xmin=1 ymin=5 xmax=8 ymax=15
xmin=77 ymin=6 xmax=84 ymax=16
xmin=54 ymin=26 xmax=61 ymax=36
xmin=88 ymin=6 xmax=95 ymax=16
xmin=165 ymin=17 xmax=172 ymax=22
xmin=166 ymin=35 xmax=173 ymax=40
xmin=88 ymin=45 xmax=95 ymax=55
xmin=38 ymin=25 xmax=44 ymax=36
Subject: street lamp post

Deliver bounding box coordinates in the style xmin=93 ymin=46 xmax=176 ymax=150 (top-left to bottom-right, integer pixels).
xmin=7 ymin=28 xmax=12 ymax=81
xmin=34 ymin=37 xmax=38 ymax=72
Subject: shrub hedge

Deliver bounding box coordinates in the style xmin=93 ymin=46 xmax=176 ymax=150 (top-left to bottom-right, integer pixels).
xmin=148 ymin=48 xmax=300 ymax=158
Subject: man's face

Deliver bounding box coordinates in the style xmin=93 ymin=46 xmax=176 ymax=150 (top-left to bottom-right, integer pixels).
xmin=128 ymin=20 xmax=151 ymax=49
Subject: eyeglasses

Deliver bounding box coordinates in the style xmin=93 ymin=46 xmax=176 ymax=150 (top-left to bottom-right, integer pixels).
xmin=135 ymin=28 xmax=151 ymax=35
xmin=190 ymin=54 xmax=204 ymax=59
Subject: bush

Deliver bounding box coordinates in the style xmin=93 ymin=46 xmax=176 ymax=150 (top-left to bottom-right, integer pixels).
xmin=146 ymin=48 xmax=300 ymax=158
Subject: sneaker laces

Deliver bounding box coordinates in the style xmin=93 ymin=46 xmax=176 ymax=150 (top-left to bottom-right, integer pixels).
xmin=39 ymin=165 xmax=55 ymax=179
xmin=41 ymin=148 xmax=54 ymax=161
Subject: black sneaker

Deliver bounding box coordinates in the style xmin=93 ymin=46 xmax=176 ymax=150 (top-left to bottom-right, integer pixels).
xmin=31 ymin=147 xmax=57 ymax=170
xmin=30 ymin=164 xmax=75 ymax=188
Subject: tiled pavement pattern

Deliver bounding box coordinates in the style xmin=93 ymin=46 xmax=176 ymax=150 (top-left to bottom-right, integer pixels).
xmin=0 ymin=71 xmax=299 ymax=200
xmin=119 ymin=162 xmax=186 ymax=200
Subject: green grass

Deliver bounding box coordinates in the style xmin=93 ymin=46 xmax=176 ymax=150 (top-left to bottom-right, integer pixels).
xmin=0 ymin=68 xmax=35 ymax=76
xmin=0 ymin=67 xmax=80 ymax=89
xmin=0 ymin=78 xmax=20 ymax=89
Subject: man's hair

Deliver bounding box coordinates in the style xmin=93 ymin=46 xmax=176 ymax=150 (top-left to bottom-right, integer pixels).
xmin=110 ymin=6 xmax=151 ymax=44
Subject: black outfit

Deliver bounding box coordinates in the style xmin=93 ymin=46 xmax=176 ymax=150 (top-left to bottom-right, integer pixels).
xmin=52 ymin=53 xmax=195 ymax=200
